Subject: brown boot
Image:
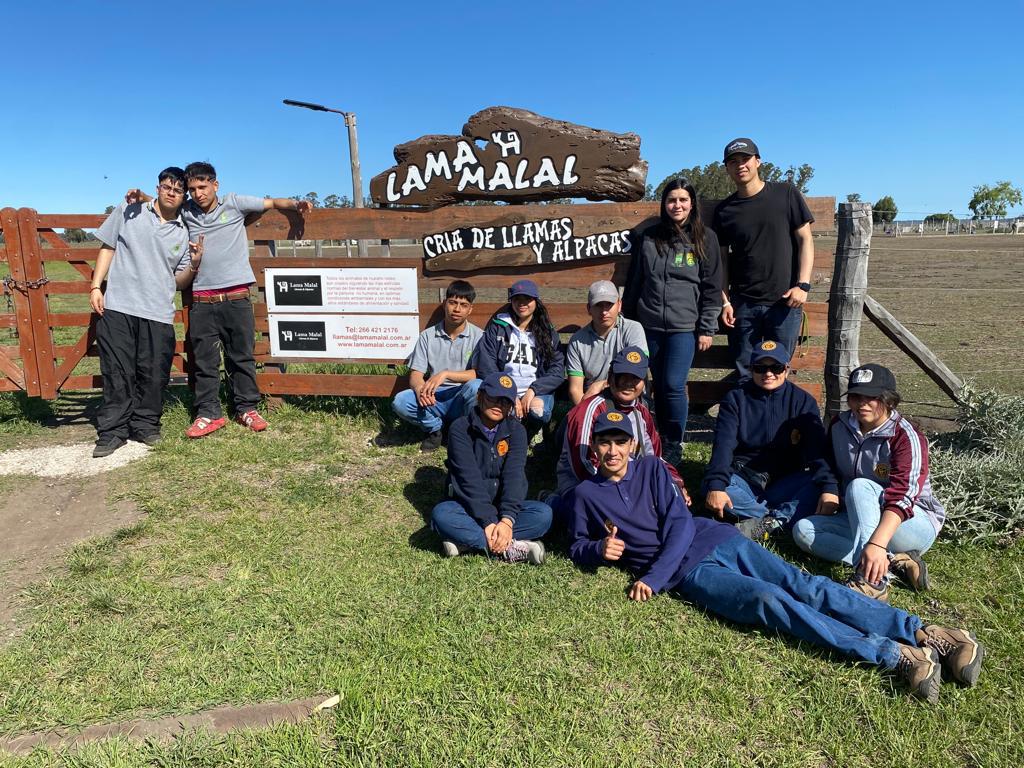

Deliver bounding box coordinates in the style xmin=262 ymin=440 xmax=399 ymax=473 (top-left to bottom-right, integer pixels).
xmin=895 ymin=644 xmax=941 ymax=703
xmin=844 ymin=574 xmax=890 ymax=602
xmin=917 ymin=624 xmax=984 ymax=687
xmin=890 ymin=551 xmax=931 ymax=591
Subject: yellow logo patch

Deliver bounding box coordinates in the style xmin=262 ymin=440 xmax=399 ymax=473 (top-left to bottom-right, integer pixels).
xmin=606 ymin=412 xmax=624 ymax=422
xmin=791 ymin=428 xmax=801 ymax=445
xmin=761 ymin=341 xmax=778 ymax=351
xmin=625 ymin=351 xmax=642 ymax=363
xmin=875 ymin=463 xmax=890 ymax=479
xmin=498 ymin=375 xmax=514 ymax=389
xmin=496 ymin=439 xmax=509 ymax=457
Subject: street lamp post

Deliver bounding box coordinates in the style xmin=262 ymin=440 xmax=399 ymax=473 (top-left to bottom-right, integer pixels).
xmin=283 ymin=98 xmax=368 ymax=257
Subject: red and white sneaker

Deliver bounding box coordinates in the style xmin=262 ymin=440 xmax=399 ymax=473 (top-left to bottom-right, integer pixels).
xmin=186 ymin=416 xmax=227 ymax=439
xmin=236 ymin=410 xmax=269 ymax=432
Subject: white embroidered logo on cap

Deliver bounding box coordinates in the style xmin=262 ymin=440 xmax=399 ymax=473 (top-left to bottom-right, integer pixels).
xmin=728 ymin=142 xmax=749 ymax=152
xmin=852 ymin=369 xmax=874 ymax=384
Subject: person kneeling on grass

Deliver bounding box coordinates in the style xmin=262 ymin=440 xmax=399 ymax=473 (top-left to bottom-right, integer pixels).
xmin=430 ymin=371 xmax=552 ymax=563
xmin=569 ymin=411 xmax=983 ymax=704
xmin=703 ymin=340 xmax=829 ymax=541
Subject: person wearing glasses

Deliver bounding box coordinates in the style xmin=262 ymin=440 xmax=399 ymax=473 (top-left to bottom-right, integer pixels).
xmin=90 ymin=167 xmax=204 ymax=458
xmin=702 ymin=340 xmax=828 ymax=541
xmin=794 ymin=364 xmax=946 ymax=603
xmin=430 ymin=371 xmax=552 ymax=564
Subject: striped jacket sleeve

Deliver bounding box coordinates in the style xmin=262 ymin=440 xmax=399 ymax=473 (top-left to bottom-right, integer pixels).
xmin=882 ymin=420 xmax=929 ymax=520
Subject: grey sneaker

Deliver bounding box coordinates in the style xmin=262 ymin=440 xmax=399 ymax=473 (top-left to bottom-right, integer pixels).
xmin=918 ymin=624 xmax=984 ymax=687
xmin=92 ymin=436 xmax=126 ymax=458
xmin=441 ymin=541 xmax=470 ymax=558
xmin=895 ymin=644 xmax=941 ymax=704
xmin=736 ymin=515 xmax=783 ymax=543
xmin=502 ymin=539 xmax=546 ymax=565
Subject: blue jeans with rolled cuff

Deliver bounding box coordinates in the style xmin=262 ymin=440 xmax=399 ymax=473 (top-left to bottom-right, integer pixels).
xmin=675 ymin=536 xmax=921 ymax=669
xmin=430 ymin=500 xmax=553 ymax=552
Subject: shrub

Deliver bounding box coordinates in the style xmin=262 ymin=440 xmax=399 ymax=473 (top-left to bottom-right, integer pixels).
xmin=929 ymin=384 xmax=1024 ymax=544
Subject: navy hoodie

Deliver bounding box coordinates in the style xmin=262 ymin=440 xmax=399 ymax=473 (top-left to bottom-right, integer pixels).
xmin=704 ymin=379 xmax=826 ymax=493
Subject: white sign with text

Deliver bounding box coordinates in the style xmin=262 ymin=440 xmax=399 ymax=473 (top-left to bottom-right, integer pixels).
xmin=268 ymin=314 xmax=420 ymax=359
xmin=265 ymin=268 xmax=418 ymax=314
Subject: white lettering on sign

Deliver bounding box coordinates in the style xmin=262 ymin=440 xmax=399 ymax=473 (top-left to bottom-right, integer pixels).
xmin=268 ymin=314 xmax=419 ymax=360
xmin=384 ymin=129 xmax=581 ymax=204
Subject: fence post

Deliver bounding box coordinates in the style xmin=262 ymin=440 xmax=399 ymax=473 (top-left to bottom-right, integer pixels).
xmin=824 ymin=202 xmax=872 ymax=419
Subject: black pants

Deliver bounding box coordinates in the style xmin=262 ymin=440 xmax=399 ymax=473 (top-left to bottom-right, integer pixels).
xmin=96 ymin=310 xmax=175 ymax=442
xmin=188 ymin=297 xmax=260 ymax=419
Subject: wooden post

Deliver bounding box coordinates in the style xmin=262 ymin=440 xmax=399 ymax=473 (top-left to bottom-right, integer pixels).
xmin=825 ymin=202 xmax=872 ymax=419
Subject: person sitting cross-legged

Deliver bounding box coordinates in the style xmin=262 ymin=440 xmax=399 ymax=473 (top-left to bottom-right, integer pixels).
xmin=430 ymin=371 xmax=552 ymax=563
xmin=568 ymin=411 xmax=984 ymax=704
xmin=703 ymin=340 xmax=829 ymax=542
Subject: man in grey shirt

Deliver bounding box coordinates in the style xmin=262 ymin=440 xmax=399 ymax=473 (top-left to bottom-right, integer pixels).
xmin=565 ymin=280 xmax=648 ymax=405
xmin=91 ymin=167 xmax=202 ymax=457
xmin=385 ymin=280 xmax=483 ymax=452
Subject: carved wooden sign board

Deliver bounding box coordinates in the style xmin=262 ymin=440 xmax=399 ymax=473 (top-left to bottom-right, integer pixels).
xmin=369 ymin=107 xmax=649 ymax=272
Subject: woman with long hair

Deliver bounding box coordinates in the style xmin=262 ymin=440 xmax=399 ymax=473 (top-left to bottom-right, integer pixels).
xmin=467 ymin=279 xmax=565 ymax=437
xmin=622 ymin=179 xmax=723 ymax=465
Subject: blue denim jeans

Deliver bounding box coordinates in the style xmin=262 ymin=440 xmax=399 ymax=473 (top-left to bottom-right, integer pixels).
xmin=720 ymin=469 xmax=820 ymax=525
xmin=430 ymin=499 xmax=553 ymax=552
xmin=646 ymin=330 xmax=697 ymax=449
xmin=392 ymin=384 xmax=469 ymax=434
xmin=728 ymin=300 xmax=803 ymax=380
xmin=675 ymin=536 xmax=920 ymax=669
xmin=792 ymin=478 xmax=938 ymax=567
xmin=460 ymin=378 xmax=554 ymax=427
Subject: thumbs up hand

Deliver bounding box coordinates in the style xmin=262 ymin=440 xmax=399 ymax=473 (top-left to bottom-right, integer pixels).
xmin=601 ymin=524 xmax=625 ymax=561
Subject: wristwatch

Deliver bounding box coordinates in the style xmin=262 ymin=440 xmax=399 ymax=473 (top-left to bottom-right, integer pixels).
xmin=795 ymin=281 xmax=811 ymax=291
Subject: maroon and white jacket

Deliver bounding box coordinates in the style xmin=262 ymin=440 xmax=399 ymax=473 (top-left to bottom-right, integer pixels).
xmin=813 ymin=409 xmax=945 ymax=532
xmin=555 ymin=393 xmax=684 ymax=496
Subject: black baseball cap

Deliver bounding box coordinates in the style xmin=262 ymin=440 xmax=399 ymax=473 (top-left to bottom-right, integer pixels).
xmin=610 ymin=346 xmax=649 ymax=378
xmin=847 ymin=364 xmax=897 ymax=397
xmin=592 ymin=410 xmax=635 ymax=438
xmin=723 ymin=137 xmax=760 ymax=162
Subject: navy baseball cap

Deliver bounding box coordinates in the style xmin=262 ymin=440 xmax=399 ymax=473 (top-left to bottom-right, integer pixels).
xmin=592 ymin=410 xmax=635 ymax=438
xmin=508 ymin=279 xmax=540 ymax=300
xmin=479 ymin=371 xmax=517 ymax=401
xmin=610 ymin=346 xmax=649 ymax=378
xmin=751 ymin=340 xmax=790 ymax=366
xmin=847 ymin=364 xmax=897 ymax=397
xmin=723 ymin=137 xmax=760 ymax=161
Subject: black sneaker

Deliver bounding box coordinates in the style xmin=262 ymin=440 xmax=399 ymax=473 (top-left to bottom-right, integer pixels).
xmin=133 ymin=432 xmax=162 ymax=447
xmin=420 ymin=430 xmax=443 ymax=453
xmin=735 ymin=514 xmax=783 ymax=542
xmin=92 ymin=436 xmax=126 ymax=458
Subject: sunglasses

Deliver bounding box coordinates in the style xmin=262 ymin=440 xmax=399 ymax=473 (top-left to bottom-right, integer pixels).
xmin=751 ymin=363 xmax=787 ymax=375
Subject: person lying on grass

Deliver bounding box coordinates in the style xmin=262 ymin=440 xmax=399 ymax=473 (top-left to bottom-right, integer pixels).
xmin=568 ymin=411 xmax=983 ymax=704
xmin=430 ymin=371 xmax=552 ymax=564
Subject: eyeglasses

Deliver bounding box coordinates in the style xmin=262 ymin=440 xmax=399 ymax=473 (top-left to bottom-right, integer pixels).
xmin=158 ymin=184 xmax=185 ymax=196
xmin=751 ymin=363 xmax=787 ymax=375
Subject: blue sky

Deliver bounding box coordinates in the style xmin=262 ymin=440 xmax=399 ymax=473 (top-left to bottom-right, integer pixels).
xmin=2 ymin=1 xmax=1022 ymax=218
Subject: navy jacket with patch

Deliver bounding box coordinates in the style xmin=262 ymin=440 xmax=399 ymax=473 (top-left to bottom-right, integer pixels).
xmin=469 ymin=314 xmax=566 ymax=396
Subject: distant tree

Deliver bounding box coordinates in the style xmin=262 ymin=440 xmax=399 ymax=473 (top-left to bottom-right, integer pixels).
xmin=643 ymin=183 xmax=658 ymax=201
xmin=104 ymin=205 xmax=115 ymax=215
xmin=63 ymin=228 xmax=89 ymax=243
xmin=322 ymin=194 xmax=352 ymax=208
xmin=846 ymin=193 xmax=862 ymax=202
xmin=873 ymin=196 xmax=898 ymax=224
xmin=968 ymin=181 xmax=1022 ymax=220
xmin=925 ymin=213 xmax=956 ymax=224
xmin=655 ymin=160 xmax=814 ymax=201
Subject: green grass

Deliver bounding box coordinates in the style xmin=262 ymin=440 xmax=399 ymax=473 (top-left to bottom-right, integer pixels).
xmin=1 ymin=402 xmax=1022 ymax=766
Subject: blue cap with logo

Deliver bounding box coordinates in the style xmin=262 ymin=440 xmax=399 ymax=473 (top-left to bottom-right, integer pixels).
xmin=610 ymin=346 xmax=649 ymax=378
xmin=479 ymin=371 xmax=517 ymax=401
xmin=592 ymin=410 xmax=635 ymax=438
xmin=751 ymin=339 xmax=790 ymax=366
xmin=508 ymin=279 xmax=541 ymax=300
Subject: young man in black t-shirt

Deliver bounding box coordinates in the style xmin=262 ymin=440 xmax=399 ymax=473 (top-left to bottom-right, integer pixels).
xmin=712 ymin=138 xmax=815 ymax=379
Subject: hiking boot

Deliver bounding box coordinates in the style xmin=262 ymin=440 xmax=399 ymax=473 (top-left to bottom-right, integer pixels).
xmin=441 ymin=540 xmax=470 ymax=558
xmin=736 ymin=515 xmax=783 ymax=543
xmin=501 ymin=539 xmax=546 ymax=565
xmin=844 ymin=573 xmax=890 ymax=603
xmin=895 ymin=644 xmax=941 ymax=704
xmin=186 ymin=416 xmax=226 ymax=439
xmin=918 ymin=624 xmax=984 ymax=687
xmin=92 ymin=436 xmax=126 ymax=458
xmin=889 ymin=551 xmax=931 ymax=591
xmin=420 ymin=430 xmax=443 ymax=453
xmin=236 ymin=410 xmax=268 ymax=432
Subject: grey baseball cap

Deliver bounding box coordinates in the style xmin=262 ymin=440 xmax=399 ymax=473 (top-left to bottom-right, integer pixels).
xmin=587 ymin=280 xmax=619 ymax=305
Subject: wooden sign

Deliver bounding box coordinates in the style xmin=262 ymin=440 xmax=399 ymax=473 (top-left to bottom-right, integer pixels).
xmin=370 ymin=106 xmax=648 ymax=208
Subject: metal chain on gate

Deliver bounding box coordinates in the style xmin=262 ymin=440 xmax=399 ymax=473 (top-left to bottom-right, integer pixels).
xmin=2 ymin=275 xmax=49 ymax=339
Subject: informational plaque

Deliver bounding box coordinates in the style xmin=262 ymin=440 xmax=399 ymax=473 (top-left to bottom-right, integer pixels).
xmin=266 ymin=268 xmax=418 ymax=313
xmin=268 ymin=314 xmax=419 ymax=359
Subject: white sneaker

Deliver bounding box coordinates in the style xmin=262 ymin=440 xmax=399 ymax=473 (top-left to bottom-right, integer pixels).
xmin=441 ymin=541 xmax=470 ymax=558
xmin=502 ymin=539 xmax=546 ymax=565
